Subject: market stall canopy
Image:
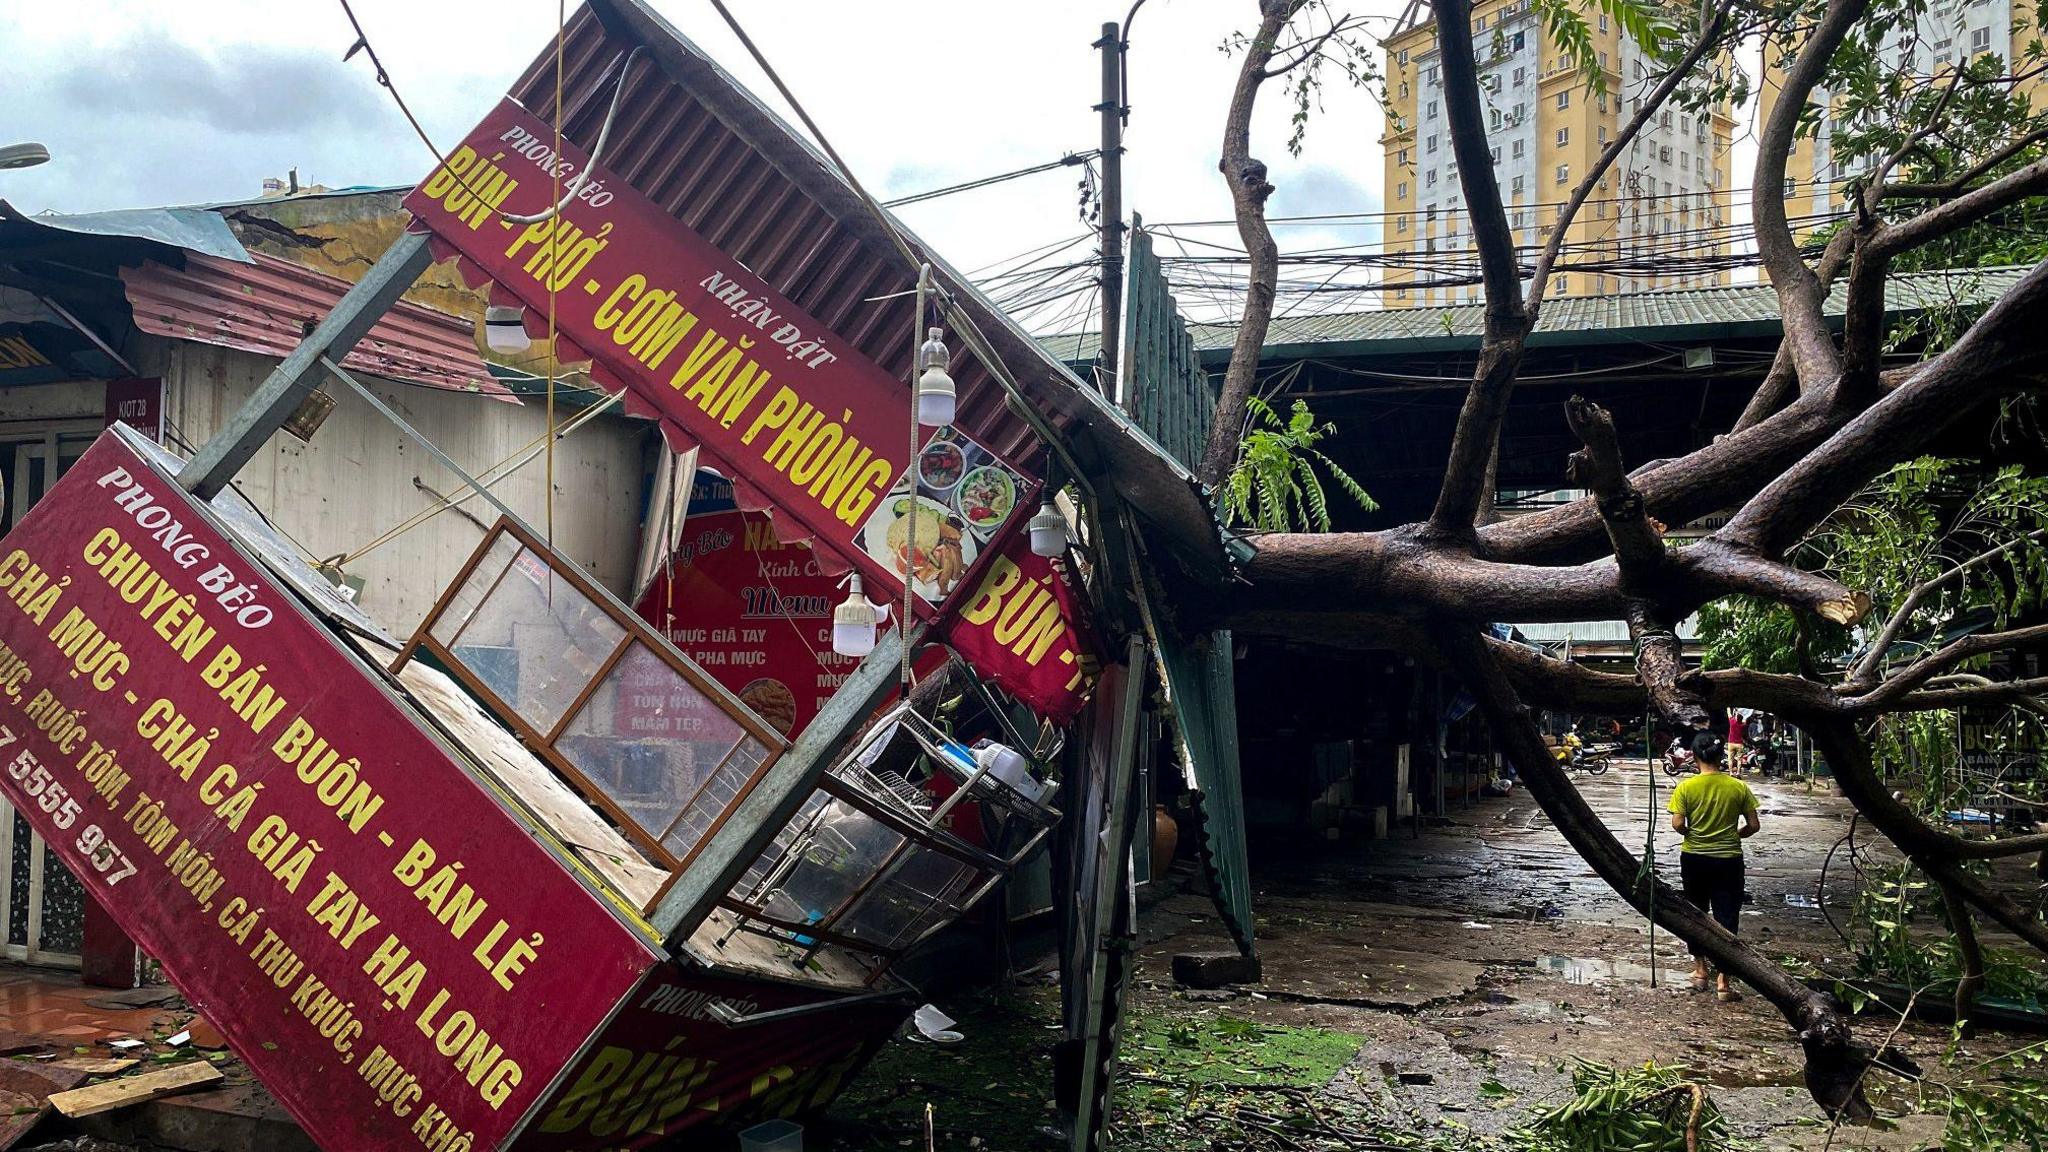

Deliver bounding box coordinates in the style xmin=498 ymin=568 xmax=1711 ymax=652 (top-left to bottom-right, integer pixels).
xmin=464 ymin=0 xmax=1231 ymax=584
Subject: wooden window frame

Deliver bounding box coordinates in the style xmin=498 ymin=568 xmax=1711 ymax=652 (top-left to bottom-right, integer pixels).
xmin=393 ymin=516 xmax=789 ymax=912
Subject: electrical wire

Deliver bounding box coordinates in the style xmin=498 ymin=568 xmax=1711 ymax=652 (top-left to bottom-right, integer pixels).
xmin=883 ymin=152 xmax=1102 ymax=209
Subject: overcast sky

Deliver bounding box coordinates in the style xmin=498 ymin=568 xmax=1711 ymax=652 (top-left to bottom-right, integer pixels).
xmin=3 ymin=0 xmax=1406 ymax=327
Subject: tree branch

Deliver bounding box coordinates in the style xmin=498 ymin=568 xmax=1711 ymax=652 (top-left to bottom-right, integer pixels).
xmin=1424 ymin=0 xmax=1530 ymax=538
xmin=1938 ymin=877 xmax=1986 ymax=1037
xmin=1801 ymin=713 xmax=2048 ymax=861
xmin=1883 ymin=676 xmax=2048 ymax=711
xmin=1850 ymin=526 xmax=2048 ymax=684
xmin=1261 ymin=13 xmax=1363 ymax=77
xmin=1678 ymin=538 xmax=1871 ymax=624
xmin=1198 ymin=0 xmax=1298 ymax=490
xmin=1871 ymin=154 xmax=2048 ymax=258
xmin=1232 ymin=527 xmax=1627 ymax=623
xmin=1848 ymin=623 xmax=2048 ymax=710
xmin=1882 ymin=129 xmax=2048 ymax=199
xmin=1718 ymin=257 xmax=2048 ymax=556
xmin=1562 ymin=395 xmax=1705 ymax=726
xmin=1439 ymin=628 xmax=1872 ymax=1115
xmin=1734 ymin=230 xmax=1859 ymax=432
xmin=1752 ymin=0 xmax=1870 ymax=390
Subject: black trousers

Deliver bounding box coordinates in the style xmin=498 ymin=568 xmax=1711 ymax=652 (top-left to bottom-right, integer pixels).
xmin=1679 ymin=851 xmax=1744 ymax=957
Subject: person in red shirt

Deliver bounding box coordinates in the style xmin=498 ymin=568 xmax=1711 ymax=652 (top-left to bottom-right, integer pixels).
xmin=1725 ymin=711 xmax=1747 ymax=777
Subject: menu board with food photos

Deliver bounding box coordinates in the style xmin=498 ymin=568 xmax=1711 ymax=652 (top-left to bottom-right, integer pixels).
xmin=855 ymin=428 xmax=1027 ymax=605
xmin=634 ymin=473 xmax=860 ymax=739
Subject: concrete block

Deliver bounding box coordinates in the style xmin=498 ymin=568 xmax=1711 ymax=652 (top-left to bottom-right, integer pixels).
xmin=1367 ymin=805 xmax=1389 ymax=839
xmin=1172 ymin=951 xmax=1264 ymax=989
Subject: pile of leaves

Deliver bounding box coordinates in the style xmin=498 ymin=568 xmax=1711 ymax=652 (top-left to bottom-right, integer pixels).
xmin=1524 ymin=1060 xmax=1723 ymax=1152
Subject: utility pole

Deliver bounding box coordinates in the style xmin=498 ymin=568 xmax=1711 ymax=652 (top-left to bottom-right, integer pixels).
xmin=1095 ymin=21 xmax=1125 ymax=402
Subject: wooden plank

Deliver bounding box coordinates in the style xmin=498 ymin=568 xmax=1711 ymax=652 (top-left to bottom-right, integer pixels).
xmin=49 ymin=1062 xmax=222 ymax=1118
xmin=48 ymin=1056 xmax=138 ymax=1076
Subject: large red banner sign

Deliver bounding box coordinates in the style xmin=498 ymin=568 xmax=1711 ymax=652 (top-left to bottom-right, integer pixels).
xmin=404 ymin=99 xmax=1032 ymax=620
xmin=944 ymin=533 xmax=1093 ymax=724
xmin=0 ymin=434 xmax=658 ymax=1151
xmin=639 ymin=475 xmax=1093 ymax=728
xmin=523 ymin=962 xmax=906 ymax=1149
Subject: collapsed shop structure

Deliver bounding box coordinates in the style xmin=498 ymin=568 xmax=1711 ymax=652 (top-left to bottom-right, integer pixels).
xmin=0 ymin=2 xmax=1251 ymax=1149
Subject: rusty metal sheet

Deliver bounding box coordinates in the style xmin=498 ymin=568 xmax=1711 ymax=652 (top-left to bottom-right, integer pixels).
xmin=120 ymin=252 xmax=510 ymax=398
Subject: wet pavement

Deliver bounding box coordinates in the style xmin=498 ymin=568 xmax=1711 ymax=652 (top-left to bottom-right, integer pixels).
xmin=1120 ymin=762 xmax=2048 ymax=1151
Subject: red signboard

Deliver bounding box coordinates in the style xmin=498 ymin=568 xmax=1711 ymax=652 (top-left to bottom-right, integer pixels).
xmin=944 ymin=531 xmax=1095 ymax=724
xmin=404 ymin=99 xmax=1032 ymax=621
xmin=634 ymin=475 xmax=854 ymax=739
xmin=103 ymin=376 xmax=164 ymax=443
xmin=0 ymin=433 xmax=658 ymax=1151
xmin=523 ymin=962 xmax=907 ymax=1149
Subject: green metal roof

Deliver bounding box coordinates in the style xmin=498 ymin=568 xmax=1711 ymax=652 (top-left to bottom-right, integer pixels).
xmin=1039 ymin=265 xmax=2033 ymax=365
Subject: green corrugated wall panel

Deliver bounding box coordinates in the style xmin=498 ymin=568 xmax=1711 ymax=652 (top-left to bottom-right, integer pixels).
xmin=1122 ymin=221 xmax=1213 ymax=471
xmin=1153 ymin=626 xmax=1255 ymax=956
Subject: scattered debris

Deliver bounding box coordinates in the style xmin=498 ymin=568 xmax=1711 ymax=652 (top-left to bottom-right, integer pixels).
xmin=0 ymin=1062 xmax=89 ymax=1151
xmin=910 ymin=1005 xmax=963 ymax=1044
xmin=81 ymin=988 xmax=178 ymax=1012
xmin=1531 ymin=1059 xmax=1721 ymax=1152
xmin=46 ymin=1058 xmax=137 ymax=1077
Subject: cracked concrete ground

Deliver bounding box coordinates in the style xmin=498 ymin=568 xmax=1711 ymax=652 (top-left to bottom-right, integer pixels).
xmin=1121 ymin=764 xmax=2048 ymax=1151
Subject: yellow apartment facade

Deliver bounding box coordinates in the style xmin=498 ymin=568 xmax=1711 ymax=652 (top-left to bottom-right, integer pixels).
xmin=1760 ymin=0 xmax=2044 ymax=231
xmin=1381 ymin=0 xmax=1736 ymax=305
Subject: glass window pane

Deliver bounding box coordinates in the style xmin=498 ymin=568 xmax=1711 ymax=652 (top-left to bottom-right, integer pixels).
xmin=450 ymin=546 xmax=623 ymax=734
xmin=556 ymin=643 xmax=747 ymax=851
xmin=430 ymin=532 xmax=520 ymax=649
xmin=838 ymin=848 xmax=980 ymax=951
xmin=758 ymin=800 xmax=902 ymax=933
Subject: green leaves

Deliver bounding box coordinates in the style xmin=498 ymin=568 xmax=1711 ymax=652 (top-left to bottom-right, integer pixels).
xmin=1528 ymin=1059 xmax=1723 ymax=1152
xmin=1528 ymin=0 xmax=1675 ymax=97
xmin=1220 ymin=397 xmax=1378 ymax=532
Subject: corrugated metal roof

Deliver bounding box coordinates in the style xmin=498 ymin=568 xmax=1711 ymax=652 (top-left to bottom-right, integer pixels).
xmin=0 ymin=200 xmax=251 ymax=265
xmin=121 ymin=252 xmax=509 ymax=397
xmin=478 ymin=0 xmax=1225 ymax=574
xmin=1043 ymin=265 xmax=2035 ymax=363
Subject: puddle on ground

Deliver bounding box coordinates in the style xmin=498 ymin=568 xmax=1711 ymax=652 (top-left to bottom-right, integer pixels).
xmin=1782 ymin=893 xmax=1819 ymax=908
xmin=1531 ymin=954 xmax=1682 ymax=985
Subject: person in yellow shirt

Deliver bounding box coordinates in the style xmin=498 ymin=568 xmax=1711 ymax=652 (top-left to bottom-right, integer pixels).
xmin=1668 ymin=732 xmax=1761 ymax=1001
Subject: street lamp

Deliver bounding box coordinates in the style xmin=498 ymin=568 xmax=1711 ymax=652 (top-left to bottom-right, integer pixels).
xmin=0 ymin=143 xmax=50 ymax=171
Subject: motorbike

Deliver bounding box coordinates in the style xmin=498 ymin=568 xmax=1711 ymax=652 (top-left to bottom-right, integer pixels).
xmin=1552 ymin=730 xmax=1613 ymax=776
xmin=1663 ymin=737 xmax=1698 ymax=777
xmin=1741 ymin=744 xmax=1777 ymax=777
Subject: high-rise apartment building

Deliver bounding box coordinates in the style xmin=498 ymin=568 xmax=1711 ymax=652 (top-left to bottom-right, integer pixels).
xmin=1761 ymin=0 xmax=2040 ymax=228
xmin=1380 ymin=1 xmax=1737 ymax=305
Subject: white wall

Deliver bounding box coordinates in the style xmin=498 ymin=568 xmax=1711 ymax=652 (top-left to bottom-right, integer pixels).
xmin=126 ymin=338 xmax=651 ymax=639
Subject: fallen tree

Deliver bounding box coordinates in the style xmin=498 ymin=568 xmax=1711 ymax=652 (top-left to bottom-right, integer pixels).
xmin=1196 ymin=0 xmax=2048 ymax=1116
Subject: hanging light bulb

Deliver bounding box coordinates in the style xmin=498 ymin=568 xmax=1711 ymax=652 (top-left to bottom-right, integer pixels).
xmin=1028 ymin=500 xmax=1066 ymax=557
xmin=483 ymin=305 xmax=531 ymax=355
xmin=831 ymin=574 xmax=890 ymax=657
xmin=916 ymin=326 xmax=955 ymax=427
